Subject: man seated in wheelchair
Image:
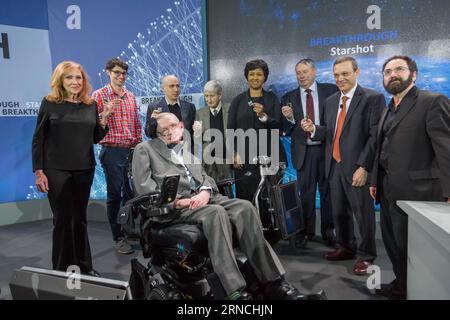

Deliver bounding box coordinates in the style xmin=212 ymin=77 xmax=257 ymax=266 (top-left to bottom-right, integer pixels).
xmin=131 ymin=112 xmax=324 ymax=300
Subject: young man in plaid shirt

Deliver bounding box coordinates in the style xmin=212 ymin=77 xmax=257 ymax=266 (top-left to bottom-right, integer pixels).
xmin=92 ymin=58 xmax=142 ymax=254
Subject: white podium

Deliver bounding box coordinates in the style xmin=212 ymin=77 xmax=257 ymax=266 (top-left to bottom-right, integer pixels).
xmin=397 ymin=201 xmax=450 ymax=300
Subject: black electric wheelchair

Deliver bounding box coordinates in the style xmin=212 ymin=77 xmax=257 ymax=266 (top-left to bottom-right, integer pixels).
xmin=119 ymin=151 xmax=324 ymax=300
xmin=120 ymin=175 xmax=264 ymax=300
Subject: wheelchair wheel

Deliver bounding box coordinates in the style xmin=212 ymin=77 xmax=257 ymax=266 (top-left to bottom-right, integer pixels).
xmin=146 ymin=284 xmax=182 ymax=300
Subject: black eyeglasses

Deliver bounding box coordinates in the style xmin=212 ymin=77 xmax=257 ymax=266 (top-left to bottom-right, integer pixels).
xmin=111 ymin=70 xmax=128 ymax=76
xmin=157 ymin=123 xmax=179 ymax=137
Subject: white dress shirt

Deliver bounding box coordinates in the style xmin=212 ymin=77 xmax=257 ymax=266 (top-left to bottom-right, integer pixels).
xmin=311 ymin=82 xmax=358 ymax=138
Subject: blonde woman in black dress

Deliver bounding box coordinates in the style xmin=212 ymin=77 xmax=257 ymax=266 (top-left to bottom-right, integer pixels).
xmin=32 ymin=61 xmax=113 ymax=276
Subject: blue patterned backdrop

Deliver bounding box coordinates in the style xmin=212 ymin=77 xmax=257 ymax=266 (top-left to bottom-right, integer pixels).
xmin=0 ymin=0 xmax=204 ymax=203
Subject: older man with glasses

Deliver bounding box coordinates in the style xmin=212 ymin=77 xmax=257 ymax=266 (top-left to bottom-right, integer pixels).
xmin=192 ymin=80 xmax=232 ymax=196
xmin=301 ymin=56 xmax=385 ymax=276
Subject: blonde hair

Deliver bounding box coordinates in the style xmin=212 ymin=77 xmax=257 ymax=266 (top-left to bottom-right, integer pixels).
xmin=46 ymin=61 xmax=94 ymax=104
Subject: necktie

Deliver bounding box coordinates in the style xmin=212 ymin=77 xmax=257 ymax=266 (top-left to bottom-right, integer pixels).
xmin=332 ymin=96 xmax=348 ymax=163
xmin=305 ymin=89 xmax=315 ymax=121
xmin=171 ymin=145 xmax=197 ymax=191
xmin=168 ymin=103 xmax=182 ymax=122
xmin=186 ymin=167 xmax=198 ymax=191
xmin=212 ymin=109 xmax=217 ymax=117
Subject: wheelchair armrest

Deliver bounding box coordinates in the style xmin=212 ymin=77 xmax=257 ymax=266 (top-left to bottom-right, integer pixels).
xmin=118 ymin=191 xmax=163 ymax=225
xmin=216 ymin=178 xmax=235 ymax=187
xmin=125 ymin=192 xmax=178 ymax=222
xmin=125 ymin=191 xmax=161 ymax=207
xmin=145 ymin=204 xmax=173 ymax=218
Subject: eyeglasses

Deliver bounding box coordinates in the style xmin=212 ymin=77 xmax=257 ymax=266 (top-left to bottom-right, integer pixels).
xmin=383 ymin=66 xmax=409 ymax=77
xmin=111 ymin=70 xmax=128 ymax=77
xmin=157 ymin=123 xmax=179 ymax=137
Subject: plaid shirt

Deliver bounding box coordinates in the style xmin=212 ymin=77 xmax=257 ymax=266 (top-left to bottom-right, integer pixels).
xmin=92 ymin=84 xmax=142 ymax=146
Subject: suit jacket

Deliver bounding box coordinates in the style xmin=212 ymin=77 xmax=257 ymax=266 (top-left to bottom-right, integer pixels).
xmin=195 ymin=103 xmax=230 ymax=144
xmin=227 ymin=89 xmax=282 ymax=166
xmin=195 ymin=103 xmax=232 ymax=181
xmin=132 ymin=138 xmax=219 ymax=198
xmin=314 ymin=85 xmax=385 ymax=182
xmin=371 ymin=87 xmax=450 ymax=203
xmin=281 ymin=82 xmax=338 ymax=170
xmin=144 ymin=98 xmax=196 ymax=138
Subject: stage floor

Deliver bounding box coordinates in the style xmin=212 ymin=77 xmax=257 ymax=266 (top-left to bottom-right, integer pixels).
xmin=0 ymin=219 xmax=393 ymax=300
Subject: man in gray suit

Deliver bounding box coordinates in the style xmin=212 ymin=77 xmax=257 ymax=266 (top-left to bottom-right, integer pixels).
xmin=132 ymin=112 xmax=312 ymax=300
xmin=193 ymin=80 xmax=232 ymax=195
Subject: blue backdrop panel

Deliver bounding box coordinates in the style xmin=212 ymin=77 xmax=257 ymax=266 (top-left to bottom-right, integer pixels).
xmin=0 ymin=16 xmax=53 ymax=203
xmin=47 ymin=0 xmax=204 ymax=200
xmin=0 ymin=0 xmax=203 ymax=203
xmin=47 ymin=0 xmax=203 ymax=94
xmin=0 ymin=0 xmax=48 ymax=29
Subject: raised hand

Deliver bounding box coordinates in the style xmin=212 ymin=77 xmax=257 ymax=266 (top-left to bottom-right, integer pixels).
xmin=300 ymin=118 xmax=315 ymax=132
xmin=252 ymin=102 xmax=265 ymax=118
xmin=281 ymin=104 xmax=294 ymax=121
xmin=192 ymin=120 xmax=202 ymax=138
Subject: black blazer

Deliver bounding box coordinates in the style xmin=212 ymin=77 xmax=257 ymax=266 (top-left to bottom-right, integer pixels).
xmin=145 ymin=98 xmax=196 ymax=138
xmin=32 ymin=98 xmax=108 ymax=171
xmin=314 ymin=85 xmax=385 ymax=182
xmin=227 ymin=89 xmax=282 ymax=165
xmin=281 ymin=82 xmax=338 ymax=170
xmin=228 ymin=90 xmax=281 ymax=131
xmin=371 ymin=87 xmax=450 ymax=203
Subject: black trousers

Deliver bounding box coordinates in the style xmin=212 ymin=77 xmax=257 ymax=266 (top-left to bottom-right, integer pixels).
xmin=329 ymin=161 xmax=376 ymax=261
xmin=234 ymin=166 xmax=274 ymax=229
xmin=380 ymin=173 xmax=408 ymax=293
xmin=296 ymin=145 xmax=333 ymax=238
xmin=45 ymin=168 xmax=95 ymax=273
xmin=234 ymin=166 xmax=260 ymax=203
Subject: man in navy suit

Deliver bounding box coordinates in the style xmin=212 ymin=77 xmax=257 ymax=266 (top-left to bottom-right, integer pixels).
xmin=281 ymin=58 xmax=338 ymax=248
xmin=145 ymin=75 xmax=196 ymax=142
xmin=302 ymin=57 xmax=385 ymax=275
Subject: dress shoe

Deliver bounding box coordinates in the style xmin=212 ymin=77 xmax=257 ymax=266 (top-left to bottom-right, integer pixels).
xmin=294 ymin=234 xmax=309 ymax=249
xmin=353 ymin=260 xmax=373 ymax=275
xmin=237 ymin=291 xmax=253 ymax=300
xmin=264 ymin=279 xmax=327 ymax=300
xmin=85 ymin=269 xmax=101 ymax=277
xmin=388 ymin=288 xmax=406 ymax=300
xmin=325 ymin=247 xmax=354 ymax=261
xmin=264 ymin=279 xmax=307 ymax=300
xmin=305 ymin=290 xmax=328 ymax=300
xmin=375 ymin=280 xmax=396 ymax=297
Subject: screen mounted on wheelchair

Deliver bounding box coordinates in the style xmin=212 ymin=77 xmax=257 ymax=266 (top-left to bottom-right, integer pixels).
xmin=160 ymin=175 xmax=180 ymax=204
xmin=270 ymin=181 xmax=304 ymax=239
